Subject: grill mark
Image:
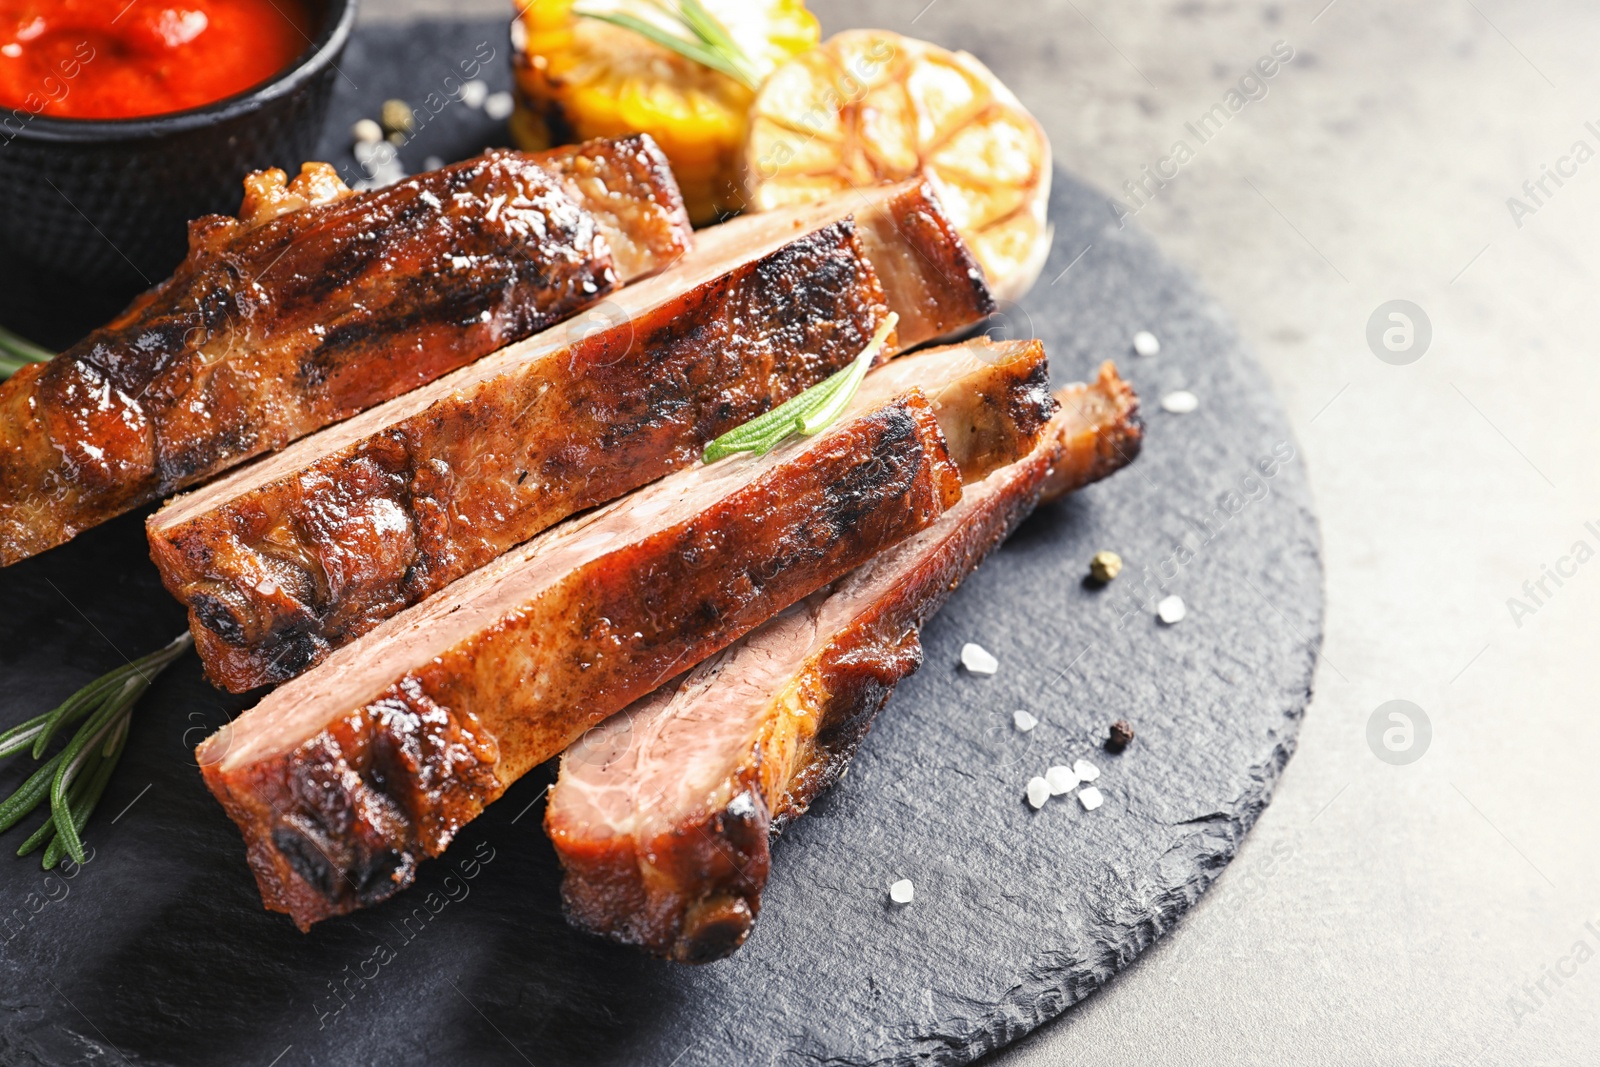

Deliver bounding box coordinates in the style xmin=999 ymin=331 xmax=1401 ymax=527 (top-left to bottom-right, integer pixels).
xmin=162 ymin=224 xmax=891 ymax=691
xmin=550 ymin=425 xmax=1087 ymax=961
xmin=1 ymin=139 xmax=690 ymax=566
xmin=203 ymin=392 xmax=956 ymax=928
xmin=302 ymin=280 xmax=502 ymax=379
xmin=273 ymin=198 xmax=443 ymax=312
xmin=192 ymin=592 xmax=246 ymax=644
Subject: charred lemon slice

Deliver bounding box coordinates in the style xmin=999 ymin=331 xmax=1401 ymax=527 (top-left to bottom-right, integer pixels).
xmin=743 ymin=29 xmax=1052 ymax=302
xmin=512 ymin=0 xmax=820 ymax=225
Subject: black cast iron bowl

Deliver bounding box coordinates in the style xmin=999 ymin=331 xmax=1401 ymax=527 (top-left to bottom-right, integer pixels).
xmin=0 ymin=0 xmax=357 ymax=318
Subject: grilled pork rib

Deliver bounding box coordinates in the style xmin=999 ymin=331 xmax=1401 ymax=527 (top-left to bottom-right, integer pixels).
xmin=0 ymin=138 xmax=692 ymax=565
xmin=151 ymin=181 xmax=994 ymax=693
xmin=549 ymin=366 xmax=1142 ymax=962
xmin=195 ymin=340 xmax=1053 ymax=930
xmin=1041 ymin=362 xmax=1145 ymax=502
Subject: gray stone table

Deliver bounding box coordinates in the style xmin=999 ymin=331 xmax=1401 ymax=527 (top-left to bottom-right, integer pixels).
xmin=268 ymin=1 xmax=1600 ymax=1062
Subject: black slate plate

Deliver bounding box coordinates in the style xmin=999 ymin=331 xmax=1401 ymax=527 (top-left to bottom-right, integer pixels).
xmin=0 ymin=19 xmax=1321 ymax=1067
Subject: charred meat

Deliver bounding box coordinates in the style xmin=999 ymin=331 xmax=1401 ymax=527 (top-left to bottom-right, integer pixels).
xmin=548 ymin=366 xmax=1141 ymax=961
xmin=194 ymin=339 xmax=1052 ymax=930
xmin=151 ymin=181 xmax=993 ymax=693
xmin=0 ymin=138 xmax=692 ymax=565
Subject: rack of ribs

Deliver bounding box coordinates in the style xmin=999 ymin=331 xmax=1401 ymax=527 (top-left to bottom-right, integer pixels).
xmin=194 ymin=339 xmax=1055 ymax=930
xmin=548 ymin=364 xmax=1142 ymax=962
xmin=0 ymin=137 xmax=693 ymax=565
xmin=150 ymin=180 xmax=994 ymax=692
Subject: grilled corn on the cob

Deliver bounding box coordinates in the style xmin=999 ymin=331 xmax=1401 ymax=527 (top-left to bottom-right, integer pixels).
xmin=512 ymin=0 xmax=819 ymax=224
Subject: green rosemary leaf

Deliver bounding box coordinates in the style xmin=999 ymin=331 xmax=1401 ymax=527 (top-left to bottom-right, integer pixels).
xmin=0 ymin=711 xmax=50 ymax=759
xmin=751 ymin=427 xmax=796 ymax=456
xmin=30 ymin=668 xmax=130 ymax=758
xmin=577 ymin=9 xmax=758 ymax=89
xmin=18 ymin=746 xmax=98 ymax=857
xmin=678 ymin=0 xmax=762 ymax=86
xmin=0 ymin=752 xmax=64 ymax=835
xmin=43 ymin=719 xmax=126 ymax=870
xmin=48 ymin=694 xmax=130 ymax=861
xmin=703 ymin=314 xmax=898 ymax=463
xmin=730 ymin=424 xmax=789 ymax=459
xmin=703 ymin=333 xmax=878 ymax=459
xmin=799 ymin=342 xmax=878 ymax=434
xmin=2 ymin=632 xmax=192 ymax=864
xmin=0 ymin=324 xmax=52 ymax=362
xmin=1 ymin=353 xmax=34 ymax=379
xmin=704 ymin=377 xmax=840 ymax=455
xmin=39 ymin=829 xmax=65 ymax=870
xmin=0 ymin=325 xmax=51 ymax=380
xmin=16 ymin=810 xmax=56 ymax=857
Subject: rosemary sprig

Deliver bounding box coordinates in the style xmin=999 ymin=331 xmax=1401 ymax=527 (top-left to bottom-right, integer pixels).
xmin=0 ymin=324 xmax=52 ymax=380
xmin=0 ymin=632 xmax=191 ymax=867
xmin=575 ymin=0 xmax=763 ymax=90
xmin=703 ymin=313 xmax=897 ymax=463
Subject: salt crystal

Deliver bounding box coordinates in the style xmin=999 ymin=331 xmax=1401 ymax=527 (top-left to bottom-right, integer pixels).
xmin=369 ymin=160 xmax=408 ymax=189
xmin=1013 ymin=710 xmax=1038 ymax=732
xmin=461 ymin=79 xmax=489 ymax=109
xmin=1072 ymin=758 xmax=1100 ymax=783
xmin=962 ymin=642 xmax=998 ymax=675
xmin=889 ymin=879 xmax=914 ymax=904
xmin=1133 ymin=330 xmax=1161 ymax=357
xmin=1160 ymin=390 xmax=1199 ymax=414
xmin=1045 ymin=765 xmax=1078 ymax=795
xmin=1078 ymin=786 xmax=1104 ymax=811
xmin=1157 ymin=595 xmax=1187 ymax=624
xmin=1026 ymin=777 xmax=1051 ymax=809
xmin=484 ymin=91 xmax=515 ymax=121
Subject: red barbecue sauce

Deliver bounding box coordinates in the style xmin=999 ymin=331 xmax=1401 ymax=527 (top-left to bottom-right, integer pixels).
xmin=0 ymin=0 xmax=311 ymax=118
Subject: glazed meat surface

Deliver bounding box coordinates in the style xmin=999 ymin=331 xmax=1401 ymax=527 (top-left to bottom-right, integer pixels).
xmin=1041 ymin=362 xmax=1145 ymax=502
xmin=193 ymin=340 xmax=1053 ymax=930
xmin=151 ymin=181 xmax=993 ymax=693
xmin=548 ymin=367 xmax=1142 ymax=962
xmin=0 ymin=137 xmax=691 ymax=565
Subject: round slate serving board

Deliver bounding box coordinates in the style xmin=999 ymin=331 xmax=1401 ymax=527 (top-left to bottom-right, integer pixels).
xmin=0 ymin=19 xmax=1322 ymax=1067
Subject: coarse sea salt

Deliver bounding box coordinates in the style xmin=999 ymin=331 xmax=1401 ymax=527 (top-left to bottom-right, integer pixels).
xmin=1045 ymin=765 xmax=1078 ymax=795
xmin=1026 ymin=777 xmax=1051 ymax=809
xmin=962 ymin=642 xmax=999 ymax=675
xmin=1078 ymin=786 xmax=1104 ymax=811
xmin=1160 ymin=390 xmax=1199 ymax=414
xmin=1013 ymin=710 xmax=1038 ymax=732
xmin=1072 ymin=758 xmax=1100 ymax=783
xmin=1133 ymin=330 xmax=1161 ymax=357
xmin=1157 ymin=595 xmax=1187 ymax=624
xmin=889 ymin=879 xmax=914 ymax=904
xmin=484 ymin=91 xmax=515 ymax=121
xmin=460 ymin=79 xmax=488 ymax=109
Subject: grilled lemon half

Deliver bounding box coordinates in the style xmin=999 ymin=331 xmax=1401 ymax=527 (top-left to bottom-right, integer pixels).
xmin=742 ymin=29 xmax=1052 ymax=302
